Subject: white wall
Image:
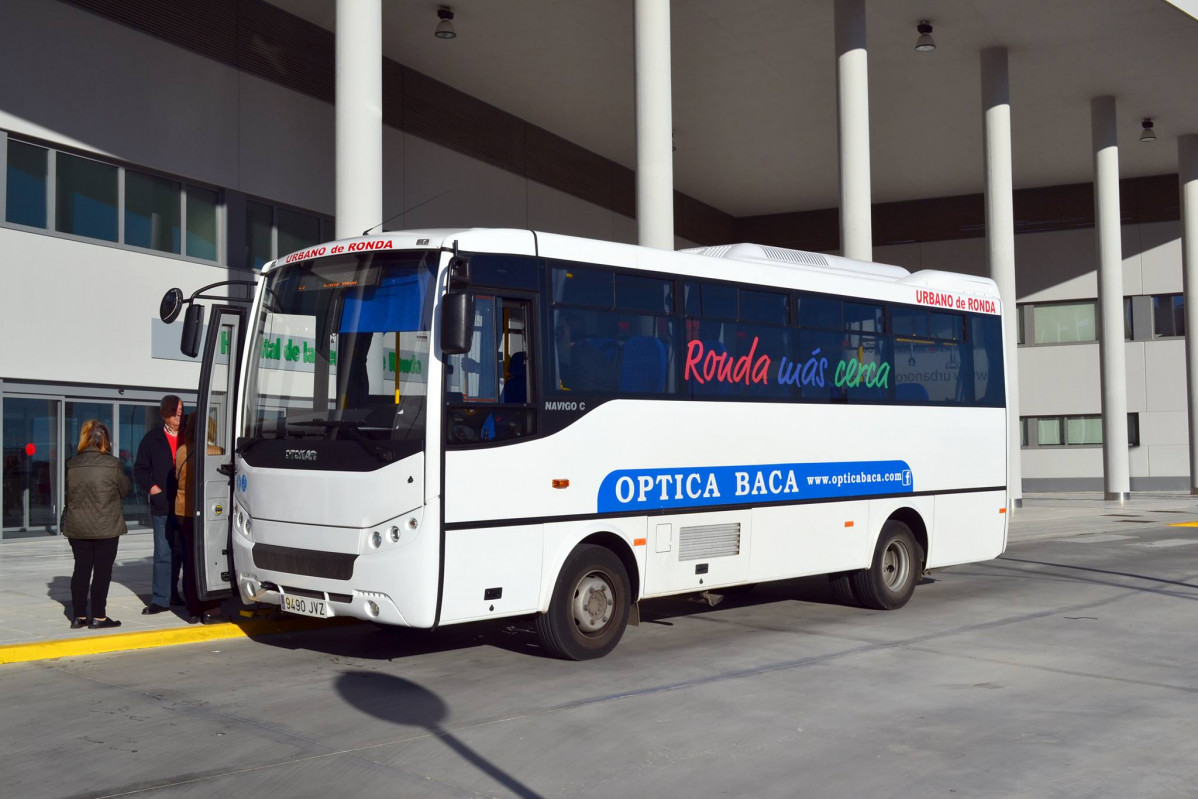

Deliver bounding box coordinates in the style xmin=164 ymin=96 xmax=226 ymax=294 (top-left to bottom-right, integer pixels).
xmin=0 ymin=227 xmax=232 ymax=390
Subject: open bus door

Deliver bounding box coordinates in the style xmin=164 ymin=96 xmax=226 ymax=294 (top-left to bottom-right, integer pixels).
xmin=192 ymin=305 xmax=248 ymax=600
xmin=161 ymin=283 xmax=254 ymax=603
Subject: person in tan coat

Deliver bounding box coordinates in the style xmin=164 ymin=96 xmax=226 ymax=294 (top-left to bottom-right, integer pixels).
xmin=175 ymin=413 xmax=225 ymax=624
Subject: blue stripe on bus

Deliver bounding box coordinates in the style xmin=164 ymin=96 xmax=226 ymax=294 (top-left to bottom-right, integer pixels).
xmin=597 ymin=460 xmax=913 ymax=513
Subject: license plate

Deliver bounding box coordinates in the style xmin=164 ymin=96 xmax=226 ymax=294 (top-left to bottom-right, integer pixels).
xmin=281 ymin=593 xmax=329 ymax=618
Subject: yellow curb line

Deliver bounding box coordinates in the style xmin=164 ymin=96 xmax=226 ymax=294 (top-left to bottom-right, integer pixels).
xmin=0 ymin=616 xmax=359 ymax=666
xmin=1168 ymin=522 xmax=1198 ymax=527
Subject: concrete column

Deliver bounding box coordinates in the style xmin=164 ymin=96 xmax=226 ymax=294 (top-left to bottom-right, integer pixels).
xmin=634 ymin=0 xmax=675 ymax=250
xmin=981 ymin=48 xmax=1022 ymax=510
xmin=1091 ymin=96 xmax=1130 ymax=502
xmin=834 ymin=0 xmax=872 ymax=262
xmin=1180 ymin=135 xmax=1198 ymax=494
xmin=335 ymin=0 xmax=382 ymax=239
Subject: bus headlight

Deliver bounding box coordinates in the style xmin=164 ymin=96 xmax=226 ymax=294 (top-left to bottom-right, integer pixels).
xmin=235 ymin=510 xmax=253 ymax=540
xmin=370 ymin=530 xmax=383 ymax=549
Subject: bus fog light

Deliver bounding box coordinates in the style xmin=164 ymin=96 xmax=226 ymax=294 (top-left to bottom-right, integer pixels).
xmin=406 ymin=517 xmax=418 ymax=531
xmin=390 ymin=526 xmax=400 ymax=543
xmin=367 ymin=600 xmax=380 ymax=617
xmin=244 ymin=517 xmax=252 ymax=537
xmin=370 ymin=531 xmax=383 ymax=549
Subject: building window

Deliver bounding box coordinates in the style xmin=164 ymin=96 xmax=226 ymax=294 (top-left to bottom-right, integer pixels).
xmin=244 ymin=200 xmax=329 ymax=271
xmin=186 ymin=186 xmax=219 ymax=260
xmin=56 ymin=151 xmax=119 ymax=242
xmin=1018 ymin=299 xmax=1138 ymax=345
xmin=5 ymin=140 xmax=47 ymax=229
xmin=1021 ymin=413 xmax=1139 ymax=447
xmin=125 ymin=170 xmax=181 ymax=253
xmin=3 ymin=136 xmax=224 ymax=263
xmin=1152 ymin=294 xmax=1184 ymax=338
xmin=278 ymin=207 xmax=322 ymax=257
xmin=1031 ymin=301 xmax=1096 ymax=344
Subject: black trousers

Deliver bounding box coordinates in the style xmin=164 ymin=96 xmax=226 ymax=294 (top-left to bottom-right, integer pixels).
xmin=69 ymin=537 xmax=120 ymax=619
xmin=176 ymin=516 xmax=219 ymax=618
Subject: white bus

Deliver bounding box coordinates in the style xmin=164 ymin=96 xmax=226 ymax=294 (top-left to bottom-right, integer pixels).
xmin=168 ymin=228 xmax=1008 ymax=660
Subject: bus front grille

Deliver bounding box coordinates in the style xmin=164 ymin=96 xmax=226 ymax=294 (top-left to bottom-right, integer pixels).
xmin=252 ymin=543 xmax=356 ymax=580
xmin=678 ymin=523 xmax=741 ymax=561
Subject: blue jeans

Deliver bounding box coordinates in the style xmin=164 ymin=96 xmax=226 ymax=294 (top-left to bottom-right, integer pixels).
xmin=150 ymin=514 xmax=180 ymax=607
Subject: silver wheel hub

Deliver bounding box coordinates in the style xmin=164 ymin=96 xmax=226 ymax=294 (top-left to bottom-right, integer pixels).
xmin=572 ymin=573 xmax=614 ymax=634
xmin=881 ymin=540 xmax=911 ymax=590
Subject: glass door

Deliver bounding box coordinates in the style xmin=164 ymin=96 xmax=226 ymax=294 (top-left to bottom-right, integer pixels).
xmin=2 ymin=397 xmax=62 ymax=539
xmin=118 ymin=403 xmax=160 ymax=529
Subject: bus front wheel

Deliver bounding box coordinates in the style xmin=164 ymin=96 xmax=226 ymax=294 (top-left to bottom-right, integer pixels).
xmin=536 ymin=544 xmax=631 ymax=661
xmin=850 ymin=520 xmax=923 ymax=611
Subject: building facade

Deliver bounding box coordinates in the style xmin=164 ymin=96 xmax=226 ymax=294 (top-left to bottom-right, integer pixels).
xmin=0 ymin=0 xmax=1193 ymax=540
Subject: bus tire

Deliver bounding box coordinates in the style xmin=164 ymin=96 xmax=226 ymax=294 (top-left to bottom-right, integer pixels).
xmin=828 ymin=572 xmax=859 ymax=606
xmin=850 ymin=520 xmax=923 ymax=611
xmin=535 ymin=544 xmax=631 ymax=661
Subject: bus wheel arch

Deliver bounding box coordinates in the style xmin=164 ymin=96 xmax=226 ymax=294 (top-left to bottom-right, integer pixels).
xmin=886 ymin=507 xmax=928 ymax=569
xmin=850 ymin=510 xmax=927 ymax=611
xmin=535 ymin=541 xmax=632 ymax=660
xmin=578 ymin=530 xmax=641 ymax=603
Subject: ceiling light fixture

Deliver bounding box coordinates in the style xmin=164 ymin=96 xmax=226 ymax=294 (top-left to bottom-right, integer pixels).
xmin=1139 ymin=118 xmax=1157 ymax=143
xmin=914 ymin=20 xmax=936 ymax=52
xmin=435 ymin=7 xmax=456 ymax=40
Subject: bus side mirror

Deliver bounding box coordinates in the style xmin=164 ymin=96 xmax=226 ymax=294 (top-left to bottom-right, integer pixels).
xmin=441 ymin=291 xmax=474 ymax=355
xmin=181 ymin=304 xmax=205 ymax=358
xmin=160 ymin=288 xmax=185 ymax=324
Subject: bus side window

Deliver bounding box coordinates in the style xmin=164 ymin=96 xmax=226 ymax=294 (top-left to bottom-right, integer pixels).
xmin=446 ymin=297 xmax=537 ymax=444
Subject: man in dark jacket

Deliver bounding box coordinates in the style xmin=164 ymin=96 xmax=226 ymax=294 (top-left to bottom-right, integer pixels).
xmin=133 ymin=395 xmax=183 ymax=613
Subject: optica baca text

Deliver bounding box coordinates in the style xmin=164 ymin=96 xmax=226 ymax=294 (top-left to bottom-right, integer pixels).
xmin=613 ymin=473 xmax=723 ymax=504
xmin=596 ymin=460 xmax=915 ymax=513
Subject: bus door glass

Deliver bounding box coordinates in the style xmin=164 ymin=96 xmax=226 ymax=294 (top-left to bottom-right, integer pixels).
xmin=193 ymin=306 xmax=246 ymax=600
xmin=445 ymin=297 xmax=536 ymax=443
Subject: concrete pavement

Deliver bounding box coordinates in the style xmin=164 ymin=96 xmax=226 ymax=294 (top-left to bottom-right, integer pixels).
xmin=1 ymin=492 xmax=1196 ymax=663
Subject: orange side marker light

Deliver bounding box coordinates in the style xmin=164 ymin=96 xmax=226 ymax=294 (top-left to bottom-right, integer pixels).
xmin=552 ymin=479 xmax=570 ymax=489
xmin=844 ymin=521 xmax=854 ymax=528
xmin=999 ymin=507 xmax=1007 ymax=514
xmin=633 ymin=538 xmax=647 ymax=547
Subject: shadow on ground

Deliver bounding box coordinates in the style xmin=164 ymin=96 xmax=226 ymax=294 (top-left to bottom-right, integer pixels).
xmin=251 ymin=574 xmax=862 ymax=663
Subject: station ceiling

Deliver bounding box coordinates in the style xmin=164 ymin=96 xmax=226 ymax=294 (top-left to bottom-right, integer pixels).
xmin=267 ymin=1 xmax=1198 ymax=218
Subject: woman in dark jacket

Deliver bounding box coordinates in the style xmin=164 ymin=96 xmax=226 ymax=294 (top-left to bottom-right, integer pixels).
xmin=62 ymin=420 xmax=131 ymax=629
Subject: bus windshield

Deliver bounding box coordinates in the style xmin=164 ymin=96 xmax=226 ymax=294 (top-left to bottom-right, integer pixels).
xmin=242 ymin=250 xmax=440 ymax=463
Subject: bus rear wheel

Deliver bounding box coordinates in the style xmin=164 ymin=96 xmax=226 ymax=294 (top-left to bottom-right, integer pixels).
xmin=850 ymin=520 xmax=923 ymax=611
xmin=828 ymin=572 xmax=858 ymax=606
xmin=536 ymin=544 xmax=631 ymax=661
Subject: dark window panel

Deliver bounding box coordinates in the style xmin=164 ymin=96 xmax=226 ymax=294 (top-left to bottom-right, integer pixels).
xmin=186 ymin=186 xmax=219 ymax=261
xmin=6 ymin=140 xmax=47 ymax=228
xmin=56 ymin=152 xmax=118 ymax=242
xmin=125 ymin=170 xmax=181 ymax=253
